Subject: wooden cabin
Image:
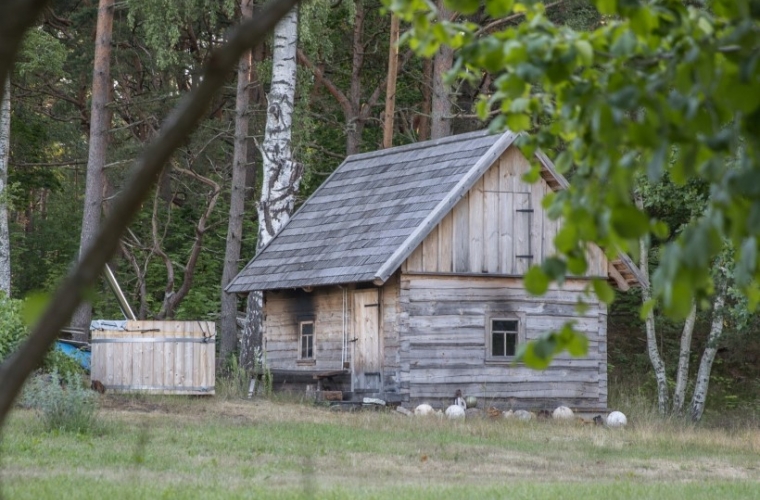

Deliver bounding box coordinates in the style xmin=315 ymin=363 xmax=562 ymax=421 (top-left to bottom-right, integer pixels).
xmin=227 ymin=130 xmax=645 ymax=411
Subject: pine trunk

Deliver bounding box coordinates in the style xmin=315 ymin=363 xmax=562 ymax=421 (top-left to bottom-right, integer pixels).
xmin=430 ymin=1 xmax=453 ymax=140
xmin=636 ymin=195 xmax=669 ymax=415
xmin=220 ymin=0 xmax=254 ymax=366
xmin=0 ymin=77 xmax=10 ymax=296
xmin=71 ymin=0 xmax=113 ymax=340
xmin=382 ymin=13 xmax=400 ymax=149
xmin=690 ymin=281 xmax=727 ymax=422
xmin=241 ymin=6 xmax=301 ymax=371
xmin=346 ymin=0 xmax=365 ymax=155
xmin=672 ymin=301 xmax=697 ymax=416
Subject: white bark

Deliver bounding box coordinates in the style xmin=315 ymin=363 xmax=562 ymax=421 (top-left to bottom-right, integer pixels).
xmin=690 ymin=281 xmax=727 ymax=422
xmin=241 ymin=6 xmax=301 ymax=370
xmin=672 ymin=301 xmax=697 ymax=416
xmin=0 ymin=77 xmax=10 ymax=296
xmin=71 ymin=0 xmax=114 ymax=338
xmin=636 ymin=194 xmax=669 ymax=415
xmin=220 ymin=0 xmax=254 ymax=365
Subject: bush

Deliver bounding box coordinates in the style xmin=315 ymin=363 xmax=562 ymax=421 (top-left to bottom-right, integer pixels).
xmin=1 ymin=293 xmax=84 ymax=377
xmin=0 ymin=294 xmax=27 ymax=362
xmin=22 ymin=371 xmax=99 ymax=433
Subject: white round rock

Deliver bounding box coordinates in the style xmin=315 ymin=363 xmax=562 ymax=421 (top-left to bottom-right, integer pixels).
xmin=552 ymin=406 xmax=574 ymax=420
xmin=607 ymin=411 xmax=628 ymax=427
xmin=513 ymin=409 xmax=533 ymax=421
xmin=414 ymin=404 xmax=434 ymax=416
xmin=445 ymin=405 xmax=466 ymax=420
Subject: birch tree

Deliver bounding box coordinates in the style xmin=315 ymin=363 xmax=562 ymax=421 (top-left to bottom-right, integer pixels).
xmin=220 ymin=0 xmax=254 ymax=365
xmin=240 ymin=5 xmax=302 ymax=370
xmin=70 ymin=0 xmax=114 ymax=338
xmin=0 ymin=78 xmax=10 ymax=296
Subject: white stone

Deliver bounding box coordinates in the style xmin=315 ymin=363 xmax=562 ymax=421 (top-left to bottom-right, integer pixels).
xmin=465 ymin=396 xmax=478 ymax=409
xmin=607 ymin=411 xmax=628 ymax=427
xmin=512 ymin=409 xmax=533 ymax=421
xmin=552 ymin=406 xmax=574 ymax=420
xmin=414 ymin=404 xmax=434 ymax=416
xmin=445 ymin=405 xmax=466 ymax=420
xmin=502 ymin=410 xmax=514 ymax=419
xmin=396 ymin=406 xmax=413 ymax=417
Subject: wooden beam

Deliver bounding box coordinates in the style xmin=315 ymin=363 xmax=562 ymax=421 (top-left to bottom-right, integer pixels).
xmin=607 ymin=262 xmax=630 ymax=291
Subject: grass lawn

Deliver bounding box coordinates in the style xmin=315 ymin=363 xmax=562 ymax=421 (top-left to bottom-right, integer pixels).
xmin=2 ymin=395 xmax=760 ymax=499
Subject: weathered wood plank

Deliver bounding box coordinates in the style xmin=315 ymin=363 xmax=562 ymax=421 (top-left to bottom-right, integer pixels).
xmin=439 ymin=211 xmax=453 ymax=273
xmin=468 ymin=176 xmax=485 ymax=272
xmin=453 ymin=194 xmax=469 ymax=272
xmin=422 ymin=225 xmax=439 ymax=272
xmin=483 ymin=164 xmax=500 ymax=273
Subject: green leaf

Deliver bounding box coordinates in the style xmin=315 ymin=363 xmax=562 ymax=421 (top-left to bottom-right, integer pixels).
xmin=611 ymin=206 xmax=650 ymax=239
xmin=485 ymin=0 xmax=515 ymax=18
xmin=651 ymin=220 xmax=670 ymax=240
xmin=592 ymin=278 xmax=615 ymax=305
xmin=524 ymin=266 xmax=549 ymax=295
xmin=506 ymin=113 xmax=531 ymax=131
xmin=22 ymin=292 xmax=51 ymax=327
xmin=443 ymin=0 xmax=480 ymax=15
xmin=565 ymin=329 xmax=588 ymax=357
xmin=594 ymin=0 xmax=618 ymax=15
xmin=640 ymin=298 xmax=655 ymax=321
xmin=575 ymin=40 xmax=593 ymax=66
xmin=542 ymin=257 xmax=567 ymax=281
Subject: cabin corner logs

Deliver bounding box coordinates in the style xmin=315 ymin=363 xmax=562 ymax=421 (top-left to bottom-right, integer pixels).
xmin=260 ymin=141 xmax=610 ymax=410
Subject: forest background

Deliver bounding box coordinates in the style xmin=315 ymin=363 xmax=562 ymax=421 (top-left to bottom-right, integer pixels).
xmin=2 ymin=0 xmax=759 ymax=419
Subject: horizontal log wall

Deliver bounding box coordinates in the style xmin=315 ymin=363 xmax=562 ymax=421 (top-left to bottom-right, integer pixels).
xmin=264 ymin=287 xmax=348 ymax=372
xmin=398 ymin=274 xmax=607 ymax=410
xmin=264 ymin=279 xmax=400 ymax=391
xmin=403 ymin=146 xmax=608 ymax=277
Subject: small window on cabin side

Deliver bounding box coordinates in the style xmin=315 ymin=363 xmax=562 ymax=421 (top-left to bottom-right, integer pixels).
xmin=491 ymin=319 xmax=519 ymax=357
xmin=300 ymin=321 xmax=314 ymax=359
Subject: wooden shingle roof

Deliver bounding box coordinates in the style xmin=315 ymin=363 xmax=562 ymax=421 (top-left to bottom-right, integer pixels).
xmin=227 ymin=130 xmax=646 ymax=292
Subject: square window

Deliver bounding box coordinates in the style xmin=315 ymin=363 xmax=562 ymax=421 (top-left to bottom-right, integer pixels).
xmin=300 ymin=321 xmax=314 ymax=359
xmin=490 ymin=318 xmax=519 ymax=358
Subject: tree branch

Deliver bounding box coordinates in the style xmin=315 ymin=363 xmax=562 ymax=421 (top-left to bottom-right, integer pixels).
xmin=0 ymin=0 xmax=303 ymax=427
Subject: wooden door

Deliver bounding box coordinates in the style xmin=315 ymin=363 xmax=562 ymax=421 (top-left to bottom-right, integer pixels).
xmin=352 ymin=288 xmax=381 ymax=391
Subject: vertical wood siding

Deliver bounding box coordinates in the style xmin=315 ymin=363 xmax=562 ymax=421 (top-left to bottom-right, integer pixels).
xmin=403 ymin=146 xmax=608 ymax=277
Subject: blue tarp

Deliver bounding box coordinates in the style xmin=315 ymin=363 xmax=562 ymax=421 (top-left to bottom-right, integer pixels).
xmin=55 ymin=340 xmax=91 ymax=372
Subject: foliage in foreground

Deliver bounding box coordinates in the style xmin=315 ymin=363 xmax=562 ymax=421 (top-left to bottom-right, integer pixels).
xmin=389 ymin=0 xmax=760 ymax=367
xmin=20 ymin=371 xmax=99 ymax=434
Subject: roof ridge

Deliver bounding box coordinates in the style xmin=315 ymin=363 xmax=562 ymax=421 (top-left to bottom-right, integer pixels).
xmin=345 ymin=130 xmax=494 ymax=163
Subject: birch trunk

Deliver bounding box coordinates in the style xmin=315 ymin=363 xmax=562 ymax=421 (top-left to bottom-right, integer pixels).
xmin=672 ymin=301 xmax=697 ymax=416
xmin=71 ymin=0 xmax=114 ymax=339
xmin=241 ymin=6 xmax=301 ymax=370
xmin=0 ymin=77 xmax=10 ymax=296
xmin=636 ymin=194 xmax=669 ymax=415
xmin=430 ymin=1 xmax=453 ymax=140
xmin=220 ymin=0 xmax=254 ymax=366
xmin=690 ymin=281 xmax=727 ymax=422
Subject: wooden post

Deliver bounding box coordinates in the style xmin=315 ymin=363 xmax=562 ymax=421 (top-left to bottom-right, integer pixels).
xmin=382 ymin=14 xmax=400 ymax=149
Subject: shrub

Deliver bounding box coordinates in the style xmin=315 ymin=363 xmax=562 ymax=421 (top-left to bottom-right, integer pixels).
xmin=22 ymin=371 xmax=99 ymax=433
xmin=0 ymin=294 xmax=27 ymax=362
xmin=1 ymin=294 xmax=84 ymax=378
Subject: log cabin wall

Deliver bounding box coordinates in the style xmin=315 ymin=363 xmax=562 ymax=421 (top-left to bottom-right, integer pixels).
xmin=263 ymin=279 xmax=402 ymax=391
xmin=397 ymin=274 xmax=607 ymax=410
xmin=402 ymin=146 xmax=608 ymax=277
xmin=264 ymin=286 xmax=349 ymax=372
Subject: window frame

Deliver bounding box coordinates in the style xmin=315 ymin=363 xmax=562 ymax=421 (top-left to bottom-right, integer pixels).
xmin=485 ymin=313 xmax=525 ymax=364
xmin=298 ymin=319 xmax=316 ymax=363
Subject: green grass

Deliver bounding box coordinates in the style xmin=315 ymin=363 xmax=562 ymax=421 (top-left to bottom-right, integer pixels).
xmin=2 ymin=396 xmax=760 ymax=499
